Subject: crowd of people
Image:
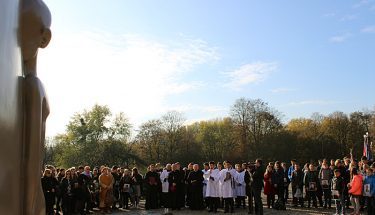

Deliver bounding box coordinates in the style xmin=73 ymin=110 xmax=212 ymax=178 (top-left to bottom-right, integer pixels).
xmin=41 ymin=156 xmax=375 ymax=215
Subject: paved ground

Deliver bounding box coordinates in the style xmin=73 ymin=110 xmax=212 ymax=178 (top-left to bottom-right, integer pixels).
xmin=88 ymin=199 xmax=342 ymax=215
xmin=105 ymin=206 xmax=336 ymax=215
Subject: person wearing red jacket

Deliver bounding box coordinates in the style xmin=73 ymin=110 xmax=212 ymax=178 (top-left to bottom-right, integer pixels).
xmin=348 ymin=168 xmax=363 ymax=215
xmin=264 ymin=165 xmax=275 ymax=208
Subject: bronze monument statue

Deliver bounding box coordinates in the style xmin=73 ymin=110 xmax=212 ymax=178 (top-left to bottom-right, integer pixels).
xmin=0 ymin=0 xmax=23 ymax=214
xmin=0 ymin=0 xmax=52 ymax=214
xmin=21 ymin=0 xmax=52 ymax=214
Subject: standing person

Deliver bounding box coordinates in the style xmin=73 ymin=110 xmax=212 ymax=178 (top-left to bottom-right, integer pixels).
xmin=56 ymin=168 xmax=65 ymax=215
xmin=110 ymin=166 xmax=121 ymax=210
xmin=304 ymin=164 xmax=318 ymax=208
xmin=318 ymin=161 xmax=332 ymax=208
xmin=204 ymin=161 xmax=221 ymax=213
xmin=348 ymin=168 xmax=363 ymax=215
xmin=185 ymin=163 xmax=194 ymax=207
xmin=252 ymin=159 xmax=265 ymax=215
xmin=144 ymin=164 xmax=161 ymax=210
xmin=281 ymin=162 xmax=290 ymax=204
xmin=69 ymin=167 xmax=78 ymax=213
xmin=220 ymin=161 xmax=237 ymax=213
xmin=217 ymin=162 xmax=224 ymax=208
xmin=41 ymin=169 xmax=56 ymax=215
xmin=91 ymin=167 xmax=100 ymax=209
xmin=160 ymin=164 xmax=171 ymax=209
xmin=287 ymin=159 xmax=296 ymax=203
xmin=76 ymin=166 xmax=92 ymax=215
xmin=363 ymin=168 xmax=375 ymax=215
xmin=331 ymin=168 xmax=346 ymax=215
xmin=168 ymin=164 xmax=181 ymax=210
xmin=187 ymin=164 xmax=204 ymax=210
xmin=119 ymin=169 xmax=133 ymax=210
xmin=60 ymin=169 xmax=74 ymax=215
xmin=316 ymin=161 xmax=324 ymax=208
xmin=245 ymin=163 xmax=254 ymax=214
xmin=202 ymin=162 xmax=210 ymax=209
xmin=131 ymin=167 xmax=143 ymax=208
xmin=235 ymin=164 xmax=246 ymax=208
xmin=99 ymin=167 xmax=114 ymax=214
xmin=291 ymin=163 xmax=304 ymax=207
xmin=288 ymin=159 xmax=296 ymax=181
xmin=175 ymin=162 xmax=186 ymax=209
xmin=264 ymin=165 xmax=275 ymax=208
xmin=341 ymin=158 xmax=351 ymax=209
xmin=272 ymin=161 xmax=285 ymax=204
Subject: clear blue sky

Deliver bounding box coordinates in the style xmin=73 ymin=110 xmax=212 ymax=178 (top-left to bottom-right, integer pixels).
xmin=41 ymin=0 xmax=375 ymax=136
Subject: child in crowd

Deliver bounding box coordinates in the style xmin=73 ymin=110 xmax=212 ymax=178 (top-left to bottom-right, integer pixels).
xmin=331 ymin=168 xmax=345 ymax=215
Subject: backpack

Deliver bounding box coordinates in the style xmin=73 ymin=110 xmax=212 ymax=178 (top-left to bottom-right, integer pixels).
xmin=273 ymin=199 xmax=286 ymax=210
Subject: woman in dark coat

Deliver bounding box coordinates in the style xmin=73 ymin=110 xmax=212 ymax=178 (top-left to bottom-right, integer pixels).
xmin=41 ymin=169 xmax=56 ymax=215
xmin=60 ymin=169 xmax=74 ymax=215
xmin=119 ymin=169 xmax=134 ymax=209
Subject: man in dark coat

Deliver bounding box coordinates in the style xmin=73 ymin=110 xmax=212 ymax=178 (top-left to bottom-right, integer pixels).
xmin=272 ymin=161 xmax=285 ymax=204
xmin=175 ymin=162 xmax=186 ymax=208
xmin=144 ymin=164 xmax=161 ymax=210
xmin=252 ymin=159 xmax=265 ymax=215
xmin=168 ymin=164 xmax=181 ymax=210
xmin=187 ymin=164 xmax=204 ymax=210
xmin=245 ymin=163 xmax=254 ymax=214
xmin=185 ymin=162 xmax=194 ymax=207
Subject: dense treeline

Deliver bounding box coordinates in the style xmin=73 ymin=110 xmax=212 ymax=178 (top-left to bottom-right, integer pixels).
xmin=45 ymin=98 xmax=375 ymax=168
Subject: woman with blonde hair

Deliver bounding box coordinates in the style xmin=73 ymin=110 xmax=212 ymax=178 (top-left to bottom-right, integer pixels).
xmin=99 ymin=167 xmax=114 ymax=213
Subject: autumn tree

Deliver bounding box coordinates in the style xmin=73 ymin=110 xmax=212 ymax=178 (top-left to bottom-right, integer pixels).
xmin=161 ymin=111 xmax=185 ymax=161
xmin=230 ymin=98 xmax=282 ymax=158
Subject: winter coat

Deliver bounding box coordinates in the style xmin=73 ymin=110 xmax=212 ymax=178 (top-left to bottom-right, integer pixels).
xmin=349 ymin=174 xmax=363 ymax=196
xmin=304 ymin=170 xmax=319 ymax=192
xmin=252 ymin=165 xmax=265 ymax=190
xmin=331 ymin=175 xmax=345 ymax=194
xmin=264 ymin=171 xmax=275 ymax=195
xmin=291 ymin=169 xmax=304 ymax=190
xmin=363 ymin=174 xmax=375 ymax=197
xmin=318 ymin=167 xmax=332 ymax=189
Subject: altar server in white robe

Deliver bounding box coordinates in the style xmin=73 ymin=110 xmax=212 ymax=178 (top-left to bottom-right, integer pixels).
xmin=202 ymin=162 xmax=210 ymax=209
xmin=217 ymin=162 xmax=224 ymax=208
xmin=220 ymin=161 xmax=238 ymax=213
xmin=160 ymin=164 xmax=171 ymax=209
xmin=234 ymin=163 xmax=246 ymax=208
xmin=203 ymin=161 xmax=221 ymax=213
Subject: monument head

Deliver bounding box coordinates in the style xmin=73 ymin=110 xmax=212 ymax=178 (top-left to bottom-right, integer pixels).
xmin=21 ymin=0 xmax=51 ymax=71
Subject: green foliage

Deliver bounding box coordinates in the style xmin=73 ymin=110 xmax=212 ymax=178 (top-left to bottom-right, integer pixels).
xmin=48 ymin=104 xmax=141 ymax=168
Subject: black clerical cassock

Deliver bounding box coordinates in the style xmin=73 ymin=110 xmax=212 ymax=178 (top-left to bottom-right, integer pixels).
xmin=187 ymin=170 xmax=204 ymax=210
